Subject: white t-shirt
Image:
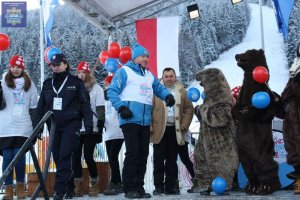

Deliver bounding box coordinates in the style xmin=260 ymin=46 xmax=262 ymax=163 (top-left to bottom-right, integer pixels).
xmin=80 ymin=84 xmax=105 ymax=132
xmin=0 ymin=79 xmax=38 ymax=137
xmin=103 ymin=100 xmax=123 ymax=141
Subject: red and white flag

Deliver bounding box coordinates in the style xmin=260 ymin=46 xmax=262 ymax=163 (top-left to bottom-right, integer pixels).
xmin=136 ymin=16 xmax=180 ymax=78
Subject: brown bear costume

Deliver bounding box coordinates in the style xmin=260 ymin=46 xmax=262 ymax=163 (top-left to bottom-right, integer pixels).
xmin=194 ymin=68 xmax=239 ymax=195
xmin=281 ymin=43 xmax=300 ymax=183
xmin=232 ymin=49 xmax=281 ymax=195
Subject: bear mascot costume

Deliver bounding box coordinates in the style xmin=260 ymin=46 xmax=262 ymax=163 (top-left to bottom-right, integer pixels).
xmin=232 ymin=49 xmax=281 ymax=195
xmin=281 ymin=43 xmax=300 ymax=194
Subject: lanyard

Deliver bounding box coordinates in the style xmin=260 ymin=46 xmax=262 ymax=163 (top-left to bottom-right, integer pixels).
xmin=52 ymin=76 xmax=69 ymax=97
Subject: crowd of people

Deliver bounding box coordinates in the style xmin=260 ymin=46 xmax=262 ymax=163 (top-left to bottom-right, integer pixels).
xmin=0 ymin=42 xmax=300 ymax=200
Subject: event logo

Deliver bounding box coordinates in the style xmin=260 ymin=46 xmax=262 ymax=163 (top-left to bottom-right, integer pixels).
xmin=4 ymin=7 xmax=24 ymax=26
xmin=2 ymin=2 xmax=27 ymax=27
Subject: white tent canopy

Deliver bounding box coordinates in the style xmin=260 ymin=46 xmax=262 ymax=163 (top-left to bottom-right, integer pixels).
xmin=63 ymin=0 xmax=190 ymax=33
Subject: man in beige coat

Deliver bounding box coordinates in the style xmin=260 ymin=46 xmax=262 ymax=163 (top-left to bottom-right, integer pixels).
xmin=151 ymin=67 xmax=194 ymax=195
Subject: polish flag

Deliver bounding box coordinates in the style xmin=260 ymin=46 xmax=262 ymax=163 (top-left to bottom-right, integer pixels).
xmin=136 ymin=16 xmax=180 ymax=78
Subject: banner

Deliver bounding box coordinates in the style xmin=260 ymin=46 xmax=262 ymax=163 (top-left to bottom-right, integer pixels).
xmin=1 ymin=1 xmax=27 ymax=27
xmin=136 ymin=16 xmax=180 ymax=78
xmin=41 ymin=0 xmax=59 ymax=47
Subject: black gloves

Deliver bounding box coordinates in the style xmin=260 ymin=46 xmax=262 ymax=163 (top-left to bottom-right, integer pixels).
xmin=194 ymin=105 xmax=202 ymax=121
xmin=85 ymin=126 xmax=93 ymax=134
xmin=165 ymin=94 xmax=175 ymax=107
xmin=97 ymin=120 xmax=104 ymax=134
xmin=118 ymin=106 xmax=133 ymax=119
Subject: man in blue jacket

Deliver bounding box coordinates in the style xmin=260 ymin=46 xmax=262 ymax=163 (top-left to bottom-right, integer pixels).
xmin=108 ymin=43 xmax=175 ymax=199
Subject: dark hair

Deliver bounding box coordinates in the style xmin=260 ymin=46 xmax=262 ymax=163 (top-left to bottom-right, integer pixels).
xmin=5 ymin=70 xmax=32 ymax=92
xmin=63 ymin=60 xmax=70 ymax=71
xmin=162 ymin=67 xmax=176 ymax=77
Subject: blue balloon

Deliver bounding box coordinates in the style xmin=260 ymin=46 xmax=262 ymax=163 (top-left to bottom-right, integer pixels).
xmin=47 ymin=47 xmax=61 ymax=62
xmin=201 ymin=92 xmax=205 ymax=100
xmin=251 ymin=91 xmax=270 ymax=109
xmin=105 ymin=58 xmax=119 ymax=73
xmin=212 ymin=177 xmax=227 ymax=195
xmin=187 ymin=87 xmax=200 ymax=102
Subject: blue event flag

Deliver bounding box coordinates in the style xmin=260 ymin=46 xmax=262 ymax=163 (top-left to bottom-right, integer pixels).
xmin=40 ymin=0 xmax=59 ymax=47
xmin=272 ymin=0 xmax=294 ymax=38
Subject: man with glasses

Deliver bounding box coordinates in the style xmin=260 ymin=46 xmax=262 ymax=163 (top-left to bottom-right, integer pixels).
xmin=36 ymin=53 xmax=93 ymax=200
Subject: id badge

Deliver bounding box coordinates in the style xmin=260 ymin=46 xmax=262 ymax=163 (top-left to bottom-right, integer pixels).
xmin=13 ymin=105 xmax=23 ymax=116
xmin=53 ymin=97 xmax=62 ymax=110
xmin=168 ymin=106 xmax=174 ymax=116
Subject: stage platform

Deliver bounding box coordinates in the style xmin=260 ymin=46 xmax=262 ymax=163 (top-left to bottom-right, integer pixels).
xmin=1 ymin=190 xmax=299 ymax=200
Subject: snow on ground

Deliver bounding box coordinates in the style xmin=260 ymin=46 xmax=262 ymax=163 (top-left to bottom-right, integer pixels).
xmin=189 ymin=3 xmax=290 ymax=133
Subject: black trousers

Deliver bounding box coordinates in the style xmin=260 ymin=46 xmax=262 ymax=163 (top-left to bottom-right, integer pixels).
xmin=153 ymin=126 xmax=178 ymax=190
xmin=121 ymin=123 xmax=150 ymax=193
xmin=73 ymin=134 xmax=99 ymax=179
xmin=52 ymin=126 xmax=81 ymax=195
xmin=178 ymin=142 xmax=195 ymax=178
xmin=105 ymin=139 xmax=124 ymax=184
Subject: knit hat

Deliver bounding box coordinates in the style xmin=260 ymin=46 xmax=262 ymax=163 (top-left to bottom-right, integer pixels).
xmin=77 ymin=61 xmax=91 ymax=73
xmin=49 ymin=53 xmax=67 ymax=65
xmin=9 ymin=55 xmax=25 ymax=69
xmin=231 ymin=86 xmax=241 ymax=100
xmin=132 ymin=43 xmax=149 ymax=60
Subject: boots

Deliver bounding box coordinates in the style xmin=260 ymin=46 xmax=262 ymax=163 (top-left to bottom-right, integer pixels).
xmin=53 ymin=192 xmax=64 ymax=200
xmin=294 ymin=179 xmax=300 ymax=195
xmin=200 ymin=187 xmax=212 ymax=195
xmin=2 ymin=185 xmax=13 ymax=200
xmin=103 ymin=182 xmax=123 ymax=195
xmin=74 ymin=179 xmax=83 ymax=197
xmin=89 ymin=177 xmax=99 ymax=197
xmin=16 ymin=182 xmax=27 ymax=199
xmin=187 ymin=177 xmax=199 ymax=193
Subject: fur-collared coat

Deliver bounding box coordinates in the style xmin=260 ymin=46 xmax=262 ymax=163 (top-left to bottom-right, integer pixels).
xmin=194 ymin=68 xmax=239 ymax=189
xmin=151 ymin=80 xmax=194 ymax=145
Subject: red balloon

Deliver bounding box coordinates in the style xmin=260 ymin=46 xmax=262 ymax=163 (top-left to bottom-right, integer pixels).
xmin=119 ymin=46 xmax=132 ymax=64
xmin=99 ymin=51 xmax=109 ymax=64
xmin=107 ymin=42 xmax=121 ymax=58
xmin=253 ymin=66 xmax=269 ymax=83
xmin=104 ymin=75 xmax=114 ymax=86
xmin=0 ymin=33 xmax=10 ymax=51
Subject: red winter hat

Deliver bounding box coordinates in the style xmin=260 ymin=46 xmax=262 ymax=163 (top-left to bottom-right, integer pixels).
xmin=231 ymin=86 xmax=241 ymax=100
xmin=77 ymin=61 xmax=91 ymax=73
xmin=9 ymin=55 xmax=25 ymax=69
xmin=104 ymin=75 xmax=114 ymax=86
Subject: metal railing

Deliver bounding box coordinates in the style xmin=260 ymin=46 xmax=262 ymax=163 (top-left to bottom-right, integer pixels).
xmin=0 ymin=111 xmax=56 ymax=200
